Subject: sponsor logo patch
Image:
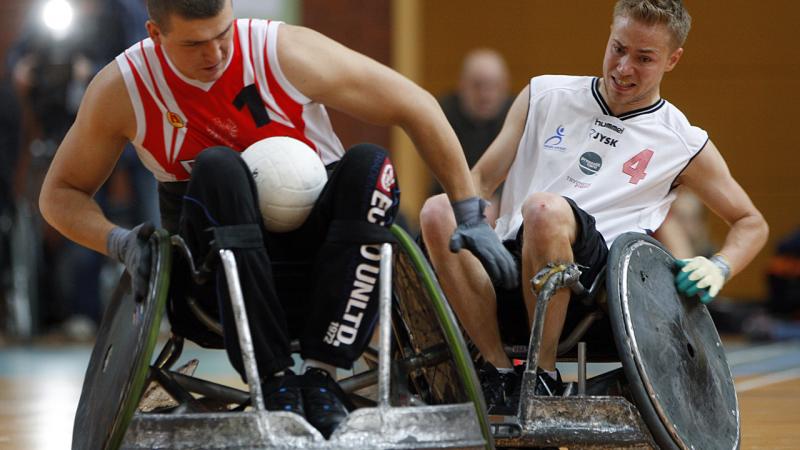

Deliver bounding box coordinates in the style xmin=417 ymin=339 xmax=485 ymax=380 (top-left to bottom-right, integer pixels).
xmin=589 ymin=128 xmax=618 ymax=147
xmin=167 ymin=111 xmax=185 ymax=128
xmin=594 ymin=119 xmax=624 ymax=134
xmin=579 ymin=151 xmax=602 ymax=175
xmin=543 ymin=125 xmax=567 ymax=152
xmin=376 ymin=157 xmax=396 ymax=195
xmin=566 ymin=175 xmax=591 ymax=189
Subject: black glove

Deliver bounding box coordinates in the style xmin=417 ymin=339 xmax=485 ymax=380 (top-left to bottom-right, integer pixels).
xmin=449 ymin=197 xmax=519 ymax=290
xmin=107 ymin=222 xmax=155 ymax=302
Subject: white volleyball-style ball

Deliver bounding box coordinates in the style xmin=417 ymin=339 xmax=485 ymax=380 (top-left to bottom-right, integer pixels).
xmin=241 ymin=136 xmax=327 ymax=232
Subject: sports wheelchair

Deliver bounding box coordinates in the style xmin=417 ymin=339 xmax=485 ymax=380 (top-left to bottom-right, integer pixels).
xmin=71 ymin=226 xmax=740 ymax=450
xmin=72 ymin=225 xmax=491 ymax=450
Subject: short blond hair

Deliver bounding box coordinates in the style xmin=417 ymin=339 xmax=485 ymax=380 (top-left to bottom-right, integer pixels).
xmin=613 ymin=0 xmax=692 ymax=48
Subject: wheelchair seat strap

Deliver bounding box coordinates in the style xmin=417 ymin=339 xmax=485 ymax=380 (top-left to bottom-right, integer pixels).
xmin=211 ymin=224 xmax=264 ymax=250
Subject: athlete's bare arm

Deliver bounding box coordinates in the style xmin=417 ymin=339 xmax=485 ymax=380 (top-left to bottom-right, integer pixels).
xmin=39 ymin=62 xmax=135 ymax=256
xmin=677 ymin=140 xmax=769 ymax=276
xmin=471 ymin=85 xmax=530 ymax=198
xmin=276 ymin=24 xmax=475 ymax=202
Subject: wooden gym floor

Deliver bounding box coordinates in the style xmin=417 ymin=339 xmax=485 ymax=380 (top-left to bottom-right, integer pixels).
xmin=1 ymin=338 xmax=799 ymax=449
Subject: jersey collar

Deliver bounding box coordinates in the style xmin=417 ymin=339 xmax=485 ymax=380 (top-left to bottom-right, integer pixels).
xmin=592 ymin=77 xmax=665 ymax=121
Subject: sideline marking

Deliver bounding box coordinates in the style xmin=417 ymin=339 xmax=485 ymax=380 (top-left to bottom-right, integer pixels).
xmin=735 ymin=367 xmax=800 ymax=393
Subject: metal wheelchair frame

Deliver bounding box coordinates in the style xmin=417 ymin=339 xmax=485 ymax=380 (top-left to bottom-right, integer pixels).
xmin=111 ymin=225 xmax=492 ymax=450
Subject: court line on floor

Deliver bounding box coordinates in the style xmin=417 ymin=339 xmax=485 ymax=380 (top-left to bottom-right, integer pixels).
xmin=726 ymin=341 xmax=800 ymax=367
xmin=735 ymin=367 xmax=800 ymax=392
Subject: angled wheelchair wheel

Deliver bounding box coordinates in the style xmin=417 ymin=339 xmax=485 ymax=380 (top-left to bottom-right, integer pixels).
xmin=72 ymin=229 xmax=172 ymax=450
xmin=606 ymin=232 xmax=740 ymax=450
xmin=389 ymin=225 xmax=493 ymax=449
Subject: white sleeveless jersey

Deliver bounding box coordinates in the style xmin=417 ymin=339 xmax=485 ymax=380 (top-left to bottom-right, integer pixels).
xmin=115 ymin=19 xmax=345 ymax=182
xmin=495 ymin=75 xmax=708 ymax=245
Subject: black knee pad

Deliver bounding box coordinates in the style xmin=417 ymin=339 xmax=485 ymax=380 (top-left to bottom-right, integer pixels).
xmin=322 ymin=144 xmax=400 ymax=227
xmin=192 ymin=147 xmax=252 ymax=191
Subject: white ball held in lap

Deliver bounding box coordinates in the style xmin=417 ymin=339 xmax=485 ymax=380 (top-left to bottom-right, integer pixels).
xmin=241 ymin=136 xmax=327 ymax=232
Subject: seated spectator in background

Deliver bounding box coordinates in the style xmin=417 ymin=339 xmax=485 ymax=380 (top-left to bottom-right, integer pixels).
xmin=742 ymin=228 xmax=800 ymax=341
xmin=435 ymin=48 xmax=513 ymax=219
xmin=440 ymin=48 xmax=513 ymax=168
xmin=766 ymin=228 xmax=800 ymax=319
xmin=0 ymin=74 xmax=22 ymax=330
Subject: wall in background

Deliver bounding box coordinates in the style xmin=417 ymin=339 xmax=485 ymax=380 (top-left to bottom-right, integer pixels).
xmin=302 ymin=0 xmax=392 ymax=151
xmin=234 ymin=0 xmax=299 ymax=23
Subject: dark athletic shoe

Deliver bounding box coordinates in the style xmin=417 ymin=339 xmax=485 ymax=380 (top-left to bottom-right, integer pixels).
xmin=301 ymin=368 xmax=352 ymax=439
xmin=478 ymin=362 xmax=521 ymax=415
xmin=263 ymin=370 xmax=304 ymax=416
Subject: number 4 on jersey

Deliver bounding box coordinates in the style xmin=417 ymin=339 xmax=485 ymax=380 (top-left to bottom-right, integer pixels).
xmin=622 ymin=149 xmax=654 ymax=185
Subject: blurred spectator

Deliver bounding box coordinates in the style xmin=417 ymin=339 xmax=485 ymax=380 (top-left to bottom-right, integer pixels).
xmin=741 ymin=228 xmax=800 ymax=341
xmin=0 ymin=74 xmax=22 ymax=334
xmin=0 ymin=75 xmax=20 ymax=237
xmin=109 ymin=0 xmax=150 ymax=52
xmin=766 ymin=228 xmax=800 ymax=318
xmin=440 ymin=48 xmax=512 ymax=168
xmin=434 ymin=49 xmax=513 ymax=220
xmin=6 ymin=0 xmax=155 ymax=339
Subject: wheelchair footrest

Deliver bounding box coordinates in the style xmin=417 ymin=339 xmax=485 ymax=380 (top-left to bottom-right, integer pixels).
xmin=122 ymin=403 xmax=485 ymax=449
xmin=493 ymin=395 xmax=655 ymax=449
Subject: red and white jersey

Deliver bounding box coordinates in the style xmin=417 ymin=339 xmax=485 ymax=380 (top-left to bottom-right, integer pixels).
xmin=495 ymin=75 xmax=708 ymax=245
xmin=115 ymin=19 xmax=345 ymax=182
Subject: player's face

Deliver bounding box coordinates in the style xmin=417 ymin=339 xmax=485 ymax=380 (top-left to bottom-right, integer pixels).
xmin=147 ymin=2 xmax=235 ymax=83
xmin=600 ymin=15 xmax=683 ymax=115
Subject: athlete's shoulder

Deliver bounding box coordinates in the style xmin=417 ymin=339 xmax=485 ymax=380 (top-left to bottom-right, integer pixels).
xmin=88 ymin=61 xmax=128 ymax=103
xmin=81 ymin=61 xmax=136 ymax=139
xmin=655 ymin=99 xmax=708 ymax=152
xmin=114 ymin=37 xmax=154 ymax=73
xmin=239 ymin=17 xmax=279 ymax=31
xmin=530 ymin=75 xmax=593 ymax=98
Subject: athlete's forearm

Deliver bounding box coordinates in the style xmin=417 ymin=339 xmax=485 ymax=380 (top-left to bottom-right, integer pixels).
xmin=716 ymin=212 xmax=769 ymax=278
xmin=400 ymin=94 xmax=476 ymax=202
xmin=39 ymin=182 xmax=118 ymax=256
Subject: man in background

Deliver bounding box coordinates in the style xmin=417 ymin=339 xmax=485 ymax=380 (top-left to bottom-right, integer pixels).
xmin=434 ymin=49 xmax=513 ymax=215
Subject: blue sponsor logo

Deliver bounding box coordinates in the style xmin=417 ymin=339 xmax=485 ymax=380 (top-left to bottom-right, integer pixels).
xmin=544 ymin=125 xmax=567 ymax=152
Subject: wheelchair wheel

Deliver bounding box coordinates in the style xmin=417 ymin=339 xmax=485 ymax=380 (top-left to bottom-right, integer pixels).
xmin=606 ymin=232 xmax=740 ymax=450
xmin=72 ymin=229 xmax=172 ymax=450
xmin=389 ymin=225 xmax=493 ymax=448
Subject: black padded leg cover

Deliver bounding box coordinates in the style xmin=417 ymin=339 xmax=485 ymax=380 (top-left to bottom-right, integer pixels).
xmin=299 ymin=144 xmax=400 ymax=368
xmin=176 ymin=147 xmax=293 ymax=379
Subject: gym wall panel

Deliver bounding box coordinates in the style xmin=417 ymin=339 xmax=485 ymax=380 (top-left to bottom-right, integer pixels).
xmin=418 ymin=0 xmax=800 ymax=300
xmin=302 ymin=0 xmax=392 ymax=153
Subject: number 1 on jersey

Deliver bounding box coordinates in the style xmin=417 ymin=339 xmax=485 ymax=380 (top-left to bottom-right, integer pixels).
xmin=622 ymin=149 xmax=654 ymax=185
xmin=234 ymin=84 xmax=271 ymax=127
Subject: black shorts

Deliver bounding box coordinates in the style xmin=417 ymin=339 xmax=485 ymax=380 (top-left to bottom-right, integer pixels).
xmin=495 ymin=197 xmax=615 ymax=350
